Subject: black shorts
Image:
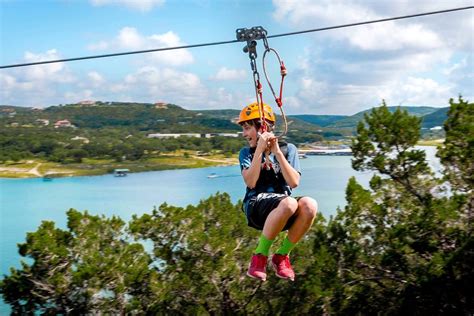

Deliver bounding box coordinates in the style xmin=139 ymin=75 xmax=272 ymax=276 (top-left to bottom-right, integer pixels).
xmin=244 ymin=193 xmax=299 ymax=231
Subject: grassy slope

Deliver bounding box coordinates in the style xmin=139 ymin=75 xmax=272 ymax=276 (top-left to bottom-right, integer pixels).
xmin=0 ymin=152 xmax=238 ymax=178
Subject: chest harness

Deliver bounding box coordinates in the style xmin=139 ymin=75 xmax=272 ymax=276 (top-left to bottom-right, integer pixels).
xmin=248 ymin=141 xmax=291 ymax=196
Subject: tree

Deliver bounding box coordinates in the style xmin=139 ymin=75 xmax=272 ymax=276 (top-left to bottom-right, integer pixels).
xmin=0 ymin=210 xmax=156 ymax=314
xmin=437 ymin=97 xmax=473 ymax=232
xmin=129 ymin=193 xmax=264 ymax=314
xmin=309 ymin=100 xmax=474 ymax=314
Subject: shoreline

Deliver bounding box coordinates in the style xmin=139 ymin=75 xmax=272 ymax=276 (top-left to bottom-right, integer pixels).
xmin=0 ymin=143 xmax=441 ymax=179
xmin=0 ymin=155 xmax=239 ymax=179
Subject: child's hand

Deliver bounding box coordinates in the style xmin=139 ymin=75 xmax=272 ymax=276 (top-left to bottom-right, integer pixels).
xmin=269 ymin=137 xmax=281 ymax=155
xmin=257 ymin=132 xmax=274 ymax=152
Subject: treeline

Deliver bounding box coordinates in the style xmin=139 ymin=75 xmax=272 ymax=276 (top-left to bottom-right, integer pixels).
xmin=1 ymin=97 xmax=472 ymax=314
xmin=0 ymin=101 xmax=328 ymax=163
xmin=0 ymin=127 xmax=246 ymax=163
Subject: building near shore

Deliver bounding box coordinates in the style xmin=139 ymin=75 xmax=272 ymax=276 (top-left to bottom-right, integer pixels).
xmin=147 ymin=132 xmax=240 ymax=139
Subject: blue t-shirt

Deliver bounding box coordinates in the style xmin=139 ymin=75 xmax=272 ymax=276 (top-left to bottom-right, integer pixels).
xmin=239 ymin=142 xmax=301 ymax=205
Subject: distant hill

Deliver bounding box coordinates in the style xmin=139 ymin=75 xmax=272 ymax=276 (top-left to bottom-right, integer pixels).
xmin=421 ymin=107 xmax=449 ymax=128
xmin=197 ymin=109 xmax=240 ymax=119
xmin=326 ymin=106 xmax=440 ymax=129
xmin=0 ymin=102 xmax=448 ymax=138
xmin=196 ymin=109 xmax=327 ymax=133
xmin=1 ymin=102 xmax=240 ymax=133
xmin=289 ymin=115 xmax=347 ymax=127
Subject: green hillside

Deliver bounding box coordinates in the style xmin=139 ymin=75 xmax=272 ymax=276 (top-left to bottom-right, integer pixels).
xmin=1 ymin=102 xmax=240 ymax=133
xmin=421 ymin=107 xmax=449 ymax=128
xmin=327 ymin=106 xmax=439 ymax=129
xmin=197 ymin=109 xmax=240 ymax=119
xmin=200 ymin=109 xmax=350 ymax=141
xmin=0 ymin=102 xmax=448 ymax=144
xmin=289 ymin=114 xmax=347 ymax=127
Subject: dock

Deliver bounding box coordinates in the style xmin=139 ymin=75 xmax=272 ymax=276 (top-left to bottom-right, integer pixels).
xmin=299 ymin=146 xmax=352 ymax=156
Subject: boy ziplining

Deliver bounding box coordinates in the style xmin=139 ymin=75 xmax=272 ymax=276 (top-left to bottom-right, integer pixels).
xmin=238 ymin=102 xmax=318 ymax=281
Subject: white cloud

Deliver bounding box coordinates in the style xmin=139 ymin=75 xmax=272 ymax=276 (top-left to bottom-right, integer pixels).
xmin=211 ymin=67 xmax=246 ymax=81
xmin=271 ymin=0 xmax=473 ymax=113
xmin=117 ymin=27 xmax=144 ymax=49
xmin=120 ymin=66 xmax=207 ymax=105
xmin=89 ymin=0 xmax=165 ymax=12
xmin=206 ymin=87 xmax=237 ymax=109
xmin=64 ymin=90 xmax=95 ymax=103
xmin=0 ymin=73 xmax=17 ymax=101
xmin=444 ymin=56 xmax=474 ymax=99
xmin=382 ymin=77 xmax=454 ymax=106
xmin=0 ymin=49 xmax=77 ymax=106
xmin=22 ymin=50 xmax=75 ymax=83
xmin=273 ymin=0 xmax=444 ymax=51
xmin=290 ymin=76 xmax=456 ymax=115
xmin=87 ymin=71 xmax=105 ymax=87
xmin=348 ymin=22 xmax=441 ymax=51
xmin=89 ymin=28 xmax=194 ymax=66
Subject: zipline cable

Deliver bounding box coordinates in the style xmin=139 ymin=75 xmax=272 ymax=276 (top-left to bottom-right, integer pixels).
xmin=265 ymin=6 xmax=474 ymax=39
xmin=0 ymin=6 xmax=472 ymax=69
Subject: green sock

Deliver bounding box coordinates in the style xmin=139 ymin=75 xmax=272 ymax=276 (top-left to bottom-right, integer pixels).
xmin=255 ymin=234 xmax=274 ymax=256
xmin=276 ymin=236 xmax=296 ymax=255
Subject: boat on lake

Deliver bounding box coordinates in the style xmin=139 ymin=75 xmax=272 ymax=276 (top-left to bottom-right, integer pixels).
xmin=114 ymin=169 xmax=130 ymax=177
xmin=42 ymin=173 xmax=61 ymax=181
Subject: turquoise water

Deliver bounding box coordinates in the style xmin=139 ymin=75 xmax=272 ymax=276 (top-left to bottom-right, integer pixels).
xmin=0 ymin=155 xmax=373 ymax=311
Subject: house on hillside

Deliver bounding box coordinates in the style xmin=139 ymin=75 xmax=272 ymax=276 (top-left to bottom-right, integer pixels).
xmin=154 ymin=102 xmax=168 ymax=109
xmin=210 ymin=133 xmax=240 ymax=138
xmin=147 ymin=132 xmax=240 ymax=139
xmin=78 ymin=100 xmax=96 ymax=106
xmin=71 ymin=136 xmax=89 ymax=143
xmin=54 ymin=119 xmax=73 ymax=128
xmin=147 ymin=133 xmax=202 ymax=139
xmin=36 ymin=119 xmax=50 ymax=126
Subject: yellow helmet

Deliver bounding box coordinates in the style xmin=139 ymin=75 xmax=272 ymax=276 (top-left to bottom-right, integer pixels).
xmin=238 ymin=102 xmax=276 ymax=124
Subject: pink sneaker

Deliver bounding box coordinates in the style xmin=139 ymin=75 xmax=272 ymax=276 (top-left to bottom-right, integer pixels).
xmin=271 ymin=254 xmax=295 ymax=281
xmin=247 ymin=254 xmax=268 ymax=281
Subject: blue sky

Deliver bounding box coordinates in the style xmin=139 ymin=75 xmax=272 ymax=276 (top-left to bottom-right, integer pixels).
xmin=1 ymin=0 xmax=472 ymax=114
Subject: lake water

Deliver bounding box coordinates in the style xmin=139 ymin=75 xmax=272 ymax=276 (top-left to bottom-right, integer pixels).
xmin=0 ymin=147 xmax=438 ymax=311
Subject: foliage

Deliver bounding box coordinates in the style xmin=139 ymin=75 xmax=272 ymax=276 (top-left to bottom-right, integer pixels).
xmin=0 ymin=126 xmax=246 ymax=164
xmin=437 ymin=97 xmax=473 ymax=193
xmin=1 ymin=98 xmax=472 ymax=314
xmin=0 ymin=210 xmax=156 ymax=314
xmin=421 ymin=107 xmax=450 ymax=128
xmin=0 ymin=102 xmax=446 ymax=165
xmin=337 ymin=99 xmax=474 ymax=314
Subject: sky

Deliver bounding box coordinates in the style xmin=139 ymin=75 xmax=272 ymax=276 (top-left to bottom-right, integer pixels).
xmin=0 ymin=0 xmax=472 ymax=115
